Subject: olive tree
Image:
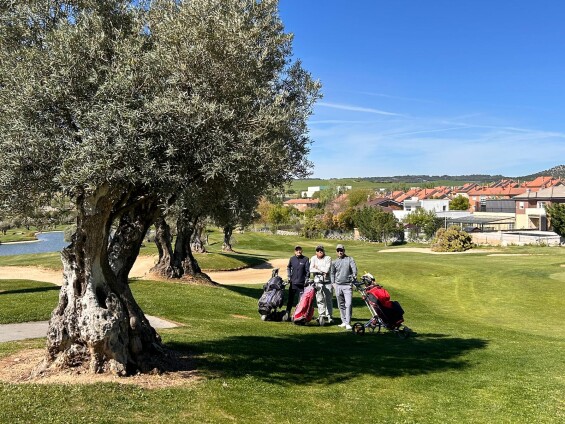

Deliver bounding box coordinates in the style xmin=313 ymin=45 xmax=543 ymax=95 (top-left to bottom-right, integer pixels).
xmin=404 ymin=208 xmax=443 ymax=241
xmin=354 ymin=206 xmax=403 ymax=244
xmin=0 ymin=0 xmax=318 ymax=375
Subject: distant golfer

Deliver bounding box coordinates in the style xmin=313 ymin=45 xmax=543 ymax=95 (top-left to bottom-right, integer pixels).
xmin=331 ymin=244 xmax=357 ymax=330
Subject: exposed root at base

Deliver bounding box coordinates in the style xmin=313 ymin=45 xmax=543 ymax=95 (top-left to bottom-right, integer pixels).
xmin=0 ymin=348 xmax=201 ymax=388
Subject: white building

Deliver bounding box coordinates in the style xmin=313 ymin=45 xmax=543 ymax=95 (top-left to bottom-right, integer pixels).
xmin=403 ymin=197 xmax=450 ymax=213
xmin=300 ymin=185 xmax=352 ymax=198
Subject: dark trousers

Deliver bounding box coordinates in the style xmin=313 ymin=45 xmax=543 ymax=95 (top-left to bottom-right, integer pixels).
xmin=286 ymin=285 xmax=304 ymax=312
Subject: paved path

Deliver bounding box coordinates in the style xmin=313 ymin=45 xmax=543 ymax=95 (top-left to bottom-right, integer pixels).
xmin=0 ymin=315 xmax=178 ymax=343
xmin=0 ymin=255 xmax=179 ymax=342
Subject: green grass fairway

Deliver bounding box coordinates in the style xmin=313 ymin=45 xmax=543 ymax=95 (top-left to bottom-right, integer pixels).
xmin=1 ymin=234 xmax=564 ymax=423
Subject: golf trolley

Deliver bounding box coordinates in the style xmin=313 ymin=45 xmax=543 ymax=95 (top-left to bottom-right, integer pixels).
xmin=351 ymin=273 xmax=412 ymax=338
xmin=311 ymin=272 xmax=332 ymax=327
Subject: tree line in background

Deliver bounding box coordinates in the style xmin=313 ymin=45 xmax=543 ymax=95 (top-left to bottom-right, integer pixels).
xmin=254 ymin=187 xmax=472 ymax=245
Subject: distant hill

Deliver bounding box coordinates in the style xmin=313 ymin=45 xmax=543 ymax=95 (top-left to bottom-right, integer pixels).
xmin=334 ymin=174 xmax=507 ymax=184
xmin=519 ymin=165 xmax=565 ymax=180
xmin=290 ymin=165 xmax=565 ymax=193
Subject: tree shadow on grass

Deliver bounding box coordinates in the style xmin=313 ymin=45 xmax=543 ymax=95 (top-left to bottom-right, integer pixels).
xmin=166 ymin=332 xmax=488 ymax=386
xmin=214 ymin=253 xmax=270 ymax=268
xmin=222 ymin=284 xmax=264 ymax=299
xmin=0 ymin=286 xmax=60 ymax=295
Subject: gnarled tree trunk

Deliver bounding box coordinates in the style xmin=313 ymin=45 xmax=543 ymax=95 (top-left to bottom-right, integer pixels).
xmin=43 ymin=186 xmax=163 ymax=376
xmin=152 ymin=212 xmax=212 ymax=282
xmin=222 ymin=225 xmax=234 ymax=252
xmin=190 ymin=217 xmax=207 ymax=253
xmin=151 ymin=216 xmax=181 ymax=278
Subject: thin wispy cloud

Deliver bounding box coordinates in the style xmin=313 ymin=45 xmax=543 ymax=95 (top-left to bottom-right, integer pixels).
xmin=309 ymin=119 xmax=372 ymax=125
xmin=354 ymin=91 xmax=435 ymax=104
xmin=317 ymin=102 xmax=402 ymax=116
xmin=307 ymin=113 xmax=565 ymax=178
xmin=386 ymin=127 xmax=471 ymax=137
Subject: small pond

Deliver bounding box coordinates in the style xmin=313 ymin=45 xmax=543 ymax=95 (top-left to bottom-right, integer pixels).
xmin=0 ymin=231 xmax=68 ymax=256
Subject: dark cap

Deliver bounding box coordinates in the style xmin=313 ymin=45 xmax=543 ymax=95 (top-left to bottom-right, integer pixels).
xmin=294 ymin=245 xmax=302 ymax=251
xmin=315 ymin=245 xmax=325 ymax=252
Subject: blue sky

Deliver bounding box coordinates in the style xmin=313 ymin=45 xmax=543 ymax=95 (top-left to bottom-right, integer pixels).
xmin=278 ymin=0 xmax=565 ymax=178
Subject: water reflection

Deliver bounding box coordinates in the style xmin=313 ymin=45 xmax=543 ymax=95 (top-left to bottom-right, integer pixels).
xmin=0 ymin=232 xmax=68 ymax=256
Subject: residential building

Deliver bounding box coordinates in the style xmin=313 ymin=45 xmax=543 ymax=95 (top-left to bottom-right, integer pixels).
xmin=403 ymin=197 xmax=450 ymax=213
xmin=300 ymin=185 xmax=351 ymax=198
xmin=366 ymin=197 xmax=403 ymax=210
xmin=300 ymin=186 xmax=327 ymax=198
xmin=519 ymin=176 xmax=562 ymax=191
xmin=467 ymin=186 xmax=526 ymax=212
xmin=513 ymin=185 xmax=565 ymax=230
xmin=283 ymin=198 xmax=320 ymax=213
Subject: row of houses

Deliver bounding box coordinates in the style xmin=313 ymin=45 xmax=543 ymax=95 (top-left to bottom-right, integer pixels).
xmin=284 ymin=176 xmax=565 ymax=232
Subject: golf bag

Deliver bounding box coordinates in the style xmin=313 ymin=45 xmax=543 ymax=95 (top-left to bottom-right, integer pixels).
xmin=258 ymin=269 xmax=286 ymax=321
xmin=293 ymin=282 xmax=316 ymax=324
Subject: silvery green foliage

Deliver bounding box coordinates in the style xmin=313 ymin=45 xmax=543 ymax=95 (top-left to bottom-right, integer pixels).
xmin=0 ymin=0 xmax=320 ymax=209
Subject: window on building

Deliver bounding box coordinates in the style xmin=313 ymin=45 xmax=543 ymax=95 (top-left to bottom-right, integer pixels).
xmin=537 ymin=201 xmax=546 ymax=209
xmin=519 ymin=202 xmax=524 ymax=210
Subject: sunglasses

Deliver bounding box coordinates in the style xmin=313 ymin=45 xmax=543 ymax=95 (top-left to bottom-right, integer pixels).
xmin=336 ymin=249 xmax=344 ymax=252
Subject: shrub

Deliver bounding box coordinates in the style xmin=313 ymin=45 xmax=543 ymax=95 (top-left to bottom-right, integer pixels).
xmin=431 ymin=226 xmax=473 ymax=252
xmin=302 ymin=217 xmax=324 ymax=239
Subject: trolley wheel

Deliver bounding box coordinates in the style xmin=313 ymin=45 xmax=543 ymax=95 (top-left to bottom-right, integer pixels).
xmin=260 ymin=314 xmax=267 ymax=321
xmin=352 ymin=322 xmax=365 ymax=335
xmin=281 ymin=311 xmax=291 ymax=322
xmin=318 ymin=316 xmax=325 ymax=327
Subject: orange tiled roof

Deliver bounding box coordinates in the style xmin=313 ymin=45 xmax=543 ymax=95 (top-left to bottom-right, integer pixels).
xmin=520 ymin=176 xmax=562 ymax=189
xmin=284 ymin=198 xmax=320 ymax=205
xmin=414 ymin=188 xmax=440 ymax=199
xmin=390 ymin=190 xmax=405 ymax=200
xmin=467 ymin=186 xmax=526 ymax=197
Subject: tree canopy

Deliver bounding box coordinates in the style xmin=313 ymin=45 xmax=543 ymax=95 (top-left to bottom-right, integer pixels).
xmin=450 ymin=195 xmax=470 ymax=211
xmin=354 ymin=206 xmax=403 ymax=243
xmin=404 ymin=208 xmax=443 ymax=241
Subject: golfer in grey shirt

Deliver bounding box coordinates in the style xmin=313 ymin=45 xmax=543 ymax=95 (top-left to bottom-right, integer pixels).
xmin=330 ymin=244 xmax=357 ymax=330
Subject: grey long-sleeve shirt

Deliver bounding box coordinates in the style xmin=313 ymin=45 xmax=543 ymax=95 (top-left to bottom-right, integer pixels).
xmin=331 ymin=255 xmax=357 ymax=285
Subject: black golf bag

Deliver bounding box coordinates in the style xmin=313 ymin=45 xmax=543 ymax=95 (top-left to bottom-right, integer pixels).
xmin=258 ymin=268 xmax=287 ymax=321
